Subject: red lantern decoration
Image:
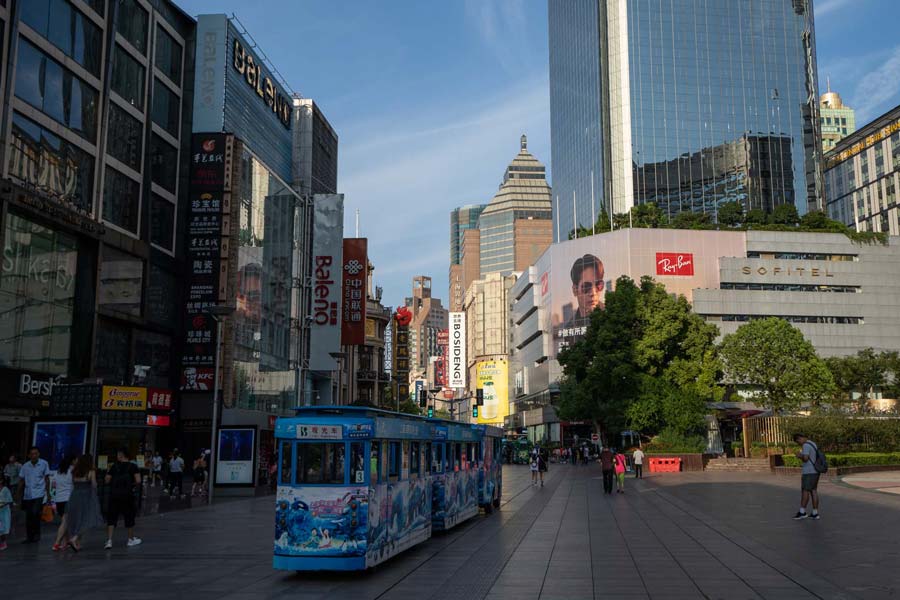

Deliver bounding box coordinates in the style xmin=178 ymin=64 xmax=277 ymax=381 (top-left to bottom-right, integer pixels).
xmin=395 ymin=306 xmax=412 ymax=327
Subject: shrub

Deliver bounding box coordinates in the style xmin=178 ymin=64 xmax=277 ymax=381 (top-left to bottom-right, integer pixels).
xmin=781 ymin=416 xmax=900 ymax=453
xmin=781 ymin=452 xmax=900 ymax=468
xmin=644 ymin=428 xmax=706 ymax=454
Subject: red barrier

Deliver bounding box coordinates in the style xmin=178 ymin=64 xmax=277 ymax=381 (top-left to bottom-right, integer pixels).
xmin=648 ymin=457 xmax=682 ymax=473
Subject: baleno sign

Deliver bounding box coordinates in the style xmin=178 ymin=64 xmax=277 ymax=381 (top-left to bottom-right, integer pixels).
xmin=232 ymin=39 xmax=291 ymax=129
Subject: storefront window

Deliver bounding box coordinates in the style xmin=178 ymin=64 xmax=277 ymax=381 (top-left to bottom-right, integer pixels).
xmin=94 ymin=319 xmax=129 ymax=384
xmin=102 ymin=166 xmax=141 ymax=234
xmin=7 ymin=112 xmax=95 ymax=213
xmin=106 ymin=102 xmax=143 ymax=172
xmin=20 ymin=0 xmax=103 ymax=77
xmin=151 ymin=79 xmax=179 ymax=137
xmin=150 ymin=194 xmax=175 ymax=251
xmin=98 ymin=246 xmax=143 ymax=317
xmin=154 ymin=25 xmax=182 ymax=84
xmin=150 ymin=133 xmax=177 ymax=192
xmin=110 ymin=44 xmax=145 ymax=109
xmin=14 ymin=39 xmax=98 ymax=142
xmin=133 ymin=330 xmax=170 ymax=388
xmin=0 ymin=214 xmax=77 ymax=375
xmin=115 ymin=0 xmax=148 ymax=54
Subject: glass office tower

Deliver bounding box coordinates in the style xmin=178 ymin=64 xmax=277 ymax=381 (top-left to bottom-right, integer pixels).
xmin=549 ymin=0 xmax=823 ymax=240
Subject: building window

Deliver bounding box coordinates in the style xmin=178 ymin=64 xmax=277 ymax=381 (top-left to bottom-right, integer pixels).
xmin=0 ymin=214 xmax=77 ymax=375
xmin=115 ymin=0 xmax=148 ymax=54
xmin=145 ymin=263 xmax=177 ymax=325
xmin=149 ymin=133 xmax=177 ymax=192
xmin=111 ymin=44 xmax=145 ymax=109
xmin=94 ymin=319 xmax=130 ymax=383
xmin=98 ymin=246 xmax=143 ymax=317
xmin=20 ymin=0 xmax=103 ymax=77
xmin=151 ymin=79 xmax=179 ymax=137
xmin=14 ymin=39 xmax=98 ymax=142
xmin=106 ymin=102 xmax=143 ymax=171
xmin=7 ymin=111 xmax=95 ymax=213
xmin=150 ymin=193 xmax=175 ymax=251
xmin=133 ymin=330 xmax=170 ymax=387
xmin=154 ymin=25 xmax=182 ymax=84
xmin=102 ymin=166 xmax=141 ymax=234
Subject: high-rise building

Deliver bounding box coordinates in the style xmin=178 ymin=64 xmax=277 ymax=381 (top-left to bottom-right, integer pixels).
xmin=449 ymin=204 xmax=485 ymax=312
xmin=292 ymin=98 xmax=339 ymax=195
xmin=405 ymin=276 xmax=448 ymax=376
xmin=478 ymin=135 xmax=553 ymax=276
xmin=819 ymin=83 xmax=856 ymax=153
xmin=549 ymin=0 xmax=824 ymax=239
xmin=462 ymin=272 xmax=517 ymax=405
xmin=825 ymin=104 xmax=900 ymax=233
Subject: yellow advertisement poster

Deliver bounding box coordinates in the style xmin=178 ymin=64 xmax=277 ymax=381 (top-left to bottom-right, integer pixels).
xmin=101 ymin=386 xmax=147 ymax=411
xmin=476 ymin=360 xmax=508 ymax=425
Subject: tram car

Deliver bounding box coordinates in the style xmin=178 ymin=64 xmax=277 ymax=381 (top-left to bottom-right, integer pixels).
xmin=272 ymin=407 xmax=503 ymax=572
xmin=476 ymin=425 xmax=504 ymax=513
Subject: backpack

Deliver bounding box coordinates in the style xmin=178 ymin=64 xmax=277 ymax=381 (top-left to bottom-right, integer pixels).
xmin=110 ymin=463 xmax=134 ymax=497
xmin=808 ymin=442 xmax=828 ymax=474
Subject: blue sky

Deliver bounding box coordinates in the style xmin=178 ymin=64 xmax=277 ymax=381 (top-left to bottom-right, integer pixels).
xmin=176 ymin=0 xmax=900 ymax=308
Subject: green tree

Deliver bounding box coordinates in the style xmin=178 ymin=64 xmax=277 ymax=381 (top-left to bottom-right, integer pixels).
xmin=719 ymin=317 xmax=836 ymax=412
xmin=799 ymin=210 xmax=831 ymax=230
xmin=398 ymin=399 xmax=421 ymax=415
xmin=745 ymin=208 xmax=768 ymax=225
xmin=769 ymin=204 xmax=800 ymax=226
xmin=716 ymin=201 xmax=745 ymax=227
xmin=670 ymin=210 xmax=711 ymax=229
xmin=631 ymin=202 xmax=667 ymax=228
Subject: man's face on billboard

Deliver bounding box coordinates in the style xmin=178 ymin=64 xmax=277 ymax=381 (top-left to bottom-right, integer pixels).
xmin=573 ymin=264 xmax=604 ymax=315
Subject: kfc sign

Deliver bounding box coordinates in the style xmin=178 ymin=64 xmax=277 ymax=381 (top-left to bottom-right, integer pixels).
xmin=655 ymin=252 xmax=694 ymax=276
xmin=180 ymin=367 xmax=214 ymax=391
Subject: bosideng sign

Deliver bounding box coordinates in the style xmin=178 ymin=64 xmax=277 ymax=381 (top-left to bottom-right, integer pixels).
xmin=449 ymin=312 xmax=466 ymax=389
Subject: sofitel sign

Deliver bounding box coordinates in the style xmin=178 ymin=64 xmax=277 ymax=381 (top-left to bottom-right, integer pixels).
xmin=232 ymin=39 xmax=291 ymax=129
xmin=741 ymin=265 xmax=834 ymax=277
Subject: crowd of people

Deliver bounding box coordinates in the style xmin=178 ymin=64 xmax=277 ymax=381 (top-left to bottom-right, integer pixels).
xmin=0 ymin=446 xmax=212 ymax=552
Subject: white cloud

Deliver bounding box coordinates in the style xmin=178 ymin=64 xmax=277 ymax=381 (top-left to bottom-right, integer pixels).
xmin=815 ymin=0 xmax=856 ymax=18
xmin=464 ymin=0 xmax=529 ymax=73
xmin=339 ymin=76 xmax=550 ymax=306
xmin=850 ymin=45 xmax=900 ymax=122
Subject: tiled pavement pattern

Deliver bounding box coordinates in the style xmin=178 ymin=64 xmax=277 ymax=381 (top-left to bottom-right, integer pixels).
xmin=1 ymin=465 xmax=898 ymax=599
xmin=842 ymin=472 xmax=900 ymax=495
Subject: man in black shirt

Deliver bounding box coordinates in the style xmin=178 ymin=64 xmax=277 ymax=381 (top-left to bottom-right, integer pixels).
xmin=104 ymin=448 xmax=142 ymax=549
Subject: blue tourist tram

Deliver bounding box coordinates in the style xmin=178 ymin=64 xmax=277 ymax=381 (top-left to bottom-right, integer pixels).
xmin=273 ymin=407 xmax=503 ymax=572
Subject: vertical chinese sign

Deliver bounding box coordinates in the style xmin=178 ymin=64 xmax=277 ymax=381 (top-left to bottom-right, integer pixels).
xmin=340 ymin=238 xmax=368 ymax=345
xmin=394 ymin=307 xmax=412 ymax=405
xmin=180 ymin=133 xmax=233 ymax=392
xmin=435 ymin=329 xmax=449 ymax=387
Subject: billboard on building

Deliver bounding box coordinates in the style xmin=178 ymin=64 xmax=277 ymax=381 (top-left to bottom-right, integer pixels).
xmin=309 ymin=194 xmax=344 ymax=371
xmin=539 ymin=229 xmax=746 ymax=357
xmin=341 ymin=238 xmax=368 ymax=345
xmin=449 ymin=312 xmax=466 ymax=388
xmin=476 ymin=360 xmax=508 ymax=426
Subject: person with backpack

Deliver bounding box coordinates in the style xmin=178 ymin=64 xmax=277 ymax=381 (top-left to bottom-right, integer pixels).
xmin=792 ymin=433 xmax=825 ymax=520
xmin=104 ymin=448 xmax=142 ymax=548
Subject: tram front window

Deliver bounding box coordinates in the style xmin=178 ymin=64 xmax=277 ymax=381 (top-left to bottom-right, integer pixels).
xmin=388 ymin=441 xmax=401 ymax=482
xmin=350 ymin=443 xmax=365 ymax=484
xmin=410 ymin=442 xmax=420 ymax=477
xmin=370 ymin=441 xmax=380 ymax=483
xmin=431 ymin=444 xmax=444 ymax=474
xmin=279 ymin=441 xmax=292 ymax=484
xmin=296 ymin=443 xmax=345 ymax=484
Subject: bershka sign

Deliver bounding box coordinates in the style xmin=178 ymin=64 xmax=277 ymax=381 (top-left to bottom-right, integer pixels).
xmin=449 ymin=312 xmax=466 ymax=389
xmin=655 ymin=252 xmax=694 ymax=276
xmin=309 ymin=194 xmax=344 ymax=371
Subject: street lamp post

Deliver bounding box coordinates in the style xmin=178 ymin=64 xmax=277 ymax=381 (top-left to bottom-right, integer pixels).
xmin=208 ymin=304 xmax=234 ymax=506
xmin=329 ymin=351 xmax=347 ymax=405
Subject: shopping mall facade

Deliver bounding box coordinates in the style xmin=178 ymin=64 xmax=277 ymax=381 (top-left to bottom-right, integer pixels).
xmin=509 ymin=228 xmax=900 ymax=441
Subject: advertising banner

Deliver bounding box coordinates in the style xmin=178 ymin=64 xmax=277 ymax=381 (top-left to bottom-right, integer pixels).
xmin=32 ymin=421 xmax=88 ymax=472
xmin=341 ymin=238 xmax=368 ymax=345
xmin=394 ymin=308 xmax=411 ymax=404
xmin=147 ymin=388 xmax=173 ymax=410
xmin=146 ymin=414 xmax=171 ymax=427
xmin=541 ymin=229 xmax=746 ymax=357
xmin=182 ymin=133 xmax=234 ymax=389
xmin=449 ymin=312 xmax=466 ymax=389
xmin=309 ymin=194 xmax=344 ymax=370
xmin=216 ymin=426 xmax=256 ymax=485
xmin=436 ymin=329 xmax=449 ymax=387
xmin=101 ymin=386 xmax=147 ymax=411
xmin=476 ymin=360 xmax=508 ymax=425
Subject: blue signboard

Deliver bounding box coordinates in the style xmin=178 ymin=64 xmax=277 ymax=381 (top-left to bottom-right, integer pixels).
xmin=346 ymin=423 xmax=374 ymax=439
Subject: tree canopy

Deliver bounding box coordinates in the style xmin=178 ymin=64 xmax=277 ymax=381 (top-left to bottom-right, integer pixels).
xmin=718 ymin=317 xmax=835 ymax=412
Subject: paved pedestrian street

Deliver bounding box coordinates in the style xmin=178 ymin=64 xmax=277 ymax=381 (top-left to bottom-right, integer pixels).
xmin=2 ymin=464 xmax=898 ymax=600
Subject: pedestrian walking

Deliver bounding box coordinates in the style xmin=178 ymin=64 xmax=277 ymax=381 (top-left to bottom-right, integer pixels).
xmin=582 ymin=445 xmax=590 ymax=465
xmin=17 ymin=446 xmax=50 ymax=543
xmin=191 ymin=454 xmax=207 ymax=497
xmin=530 ymin=450 xmax=539 ymax=485
xmin=632 ymin=447 xmax=645 ymax=479
xmin=66 ymin=454 xmax=104 ymax=552
xmin=598 ymin=447 xmax=614 ymax=495
xmin=792 ymin=433 xmax=822 ymax=520
xmin=104 ymin=448 xmax=142 ymax=549
xmin=52 ymin=455 xmax=75 ymax=551
xmin=0 ymin=472 xmax=13 ymax=550
xmin=168 ymin=450 xmax=184 ymax=496
xmin=614 ymin=449 xmax=627 ymax=494
xmin=4 ymin=454 xmax=21 ymax=491
xmin=537 ymin=446 xmax=548 ymax=487
xmin=149 ymin=451 xmax=163 ymax=487
xmin=571 ymin=445 xmax=579 ymax=466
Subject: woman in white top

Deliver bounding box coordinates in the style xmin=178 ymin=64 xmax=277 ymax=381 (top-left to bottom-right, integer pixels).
xmin=52 ymin=456 xmax=75 ymax=551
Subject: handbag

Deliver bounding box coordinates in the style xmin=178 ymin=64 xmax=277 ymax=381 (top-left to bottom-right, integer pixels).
xmin=41 ymin=504 xmax=54 ymax=523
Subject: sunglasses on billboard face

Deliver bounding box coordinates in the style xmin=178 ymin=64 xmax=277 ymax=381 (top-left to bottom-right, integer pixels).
xmin=578 ymin=280 xmax=604 ymax=294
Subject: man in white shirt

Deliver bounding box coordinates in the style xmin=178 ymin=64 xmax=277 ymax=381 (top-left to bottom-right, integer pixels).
xmin=17 ymin=446 xmax=50 ymax=543
xmin=150 ymin=452 xmax=163 ymax=487
xmin=632 ymin=448 xmax=645 ymax=479
xmin=792 ymin=433 xmax=822 ymax=520
xmin=168 ymin=451 xmax=185 ymax=495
